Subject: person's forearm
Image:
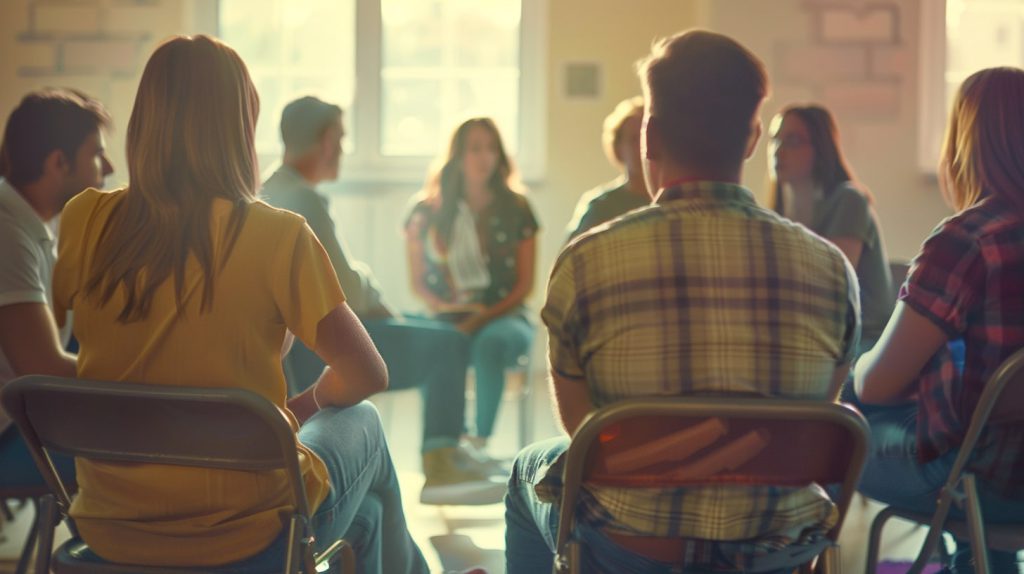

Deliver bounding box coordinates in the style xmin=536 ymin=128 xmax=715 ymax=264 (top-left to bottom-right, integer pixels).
xmin=287 ymin=384 xmax=319 ymax=425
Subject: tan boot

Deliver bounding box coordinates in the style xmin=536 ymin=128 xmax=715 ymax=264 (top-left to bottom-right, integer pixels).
xmin=420 ymin=446 xmax=507 ymax=505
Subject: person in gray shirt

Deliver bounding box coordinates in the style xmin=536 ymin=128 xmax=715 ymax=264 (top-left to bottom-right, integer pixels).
xmin=261 ymin=96 xmax=504 ymax=505
xmin=768 ymin=104 xmax=894 ymax=353
xmin=565 ymin=96 xmax=650 ymax=243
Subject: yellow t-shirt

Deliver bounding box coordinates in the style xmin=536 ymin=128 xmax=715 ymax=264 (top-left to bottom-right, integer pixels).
xmin=52 ymin=188 xmax=344 ymax=566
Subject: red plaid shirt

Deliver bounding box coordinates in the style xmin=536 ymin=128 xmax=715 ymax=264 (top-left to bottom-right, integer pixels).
xmin=901 ymin=195 xmax=1024 ymax=497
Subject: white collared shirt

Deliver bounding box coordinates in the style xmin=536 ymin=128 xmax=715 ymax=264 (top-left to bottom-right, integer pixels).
xmin=0 ymin=178 xmax=71 ymax=384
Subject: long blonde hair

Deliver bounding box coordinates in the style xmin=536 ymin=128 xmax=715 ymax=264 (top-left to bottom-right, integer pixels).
xmin=85 ymin=35 xmax=260 ymax=321
xmin=941 ymin=67 xmax=1024 ymax=212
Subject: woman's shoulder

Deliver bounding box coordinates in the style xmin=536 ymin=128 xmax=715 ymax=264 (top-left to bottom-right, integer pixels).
xmin=497 ymin=188 xmax=535 ymax=215
xmin=62 ymin=187 xmax=126 ymax=230
xmin=249 ymin=198 xmax=309 ymax=230
xmin=826 ymin=182 xmax=869 ymax=209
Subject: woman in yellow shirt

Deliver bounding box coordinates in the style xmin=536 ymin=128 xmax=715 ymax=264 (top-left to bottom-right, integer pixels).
xmin=52 ymin=35 xmax=427 ymax=573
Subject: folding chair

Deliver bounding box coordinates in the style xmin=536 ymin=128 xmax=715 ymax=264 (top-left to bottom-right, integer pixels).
xmin=0 ymin=375 xmax=356 ymax=574
xmin=552 ymin=397 xmax=871 ymax=574
xmin=865 ymin=348 xmax=1024 ymax=574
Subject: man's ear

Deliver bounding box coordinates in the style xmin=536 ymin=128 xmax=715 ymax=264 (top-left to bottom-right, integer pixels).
xmin=43 ymin=148 xmax=72 ymax=177
xmin=744 ymin=117 xmax=762 ymax=160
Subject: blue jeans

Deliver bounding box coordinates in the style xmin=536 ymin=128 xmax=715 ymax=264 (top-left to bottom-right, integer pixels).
xmin=285 ymin=315 xmax=471 ymax=452
xmin=855 ymin=401 xmax=1024 ymax=573
xmin=242 ymin=402 xmax=428 ymax=573
xmin=506 ymin=438 xmax=799 ymax=574
xmin=470 ymin=313 xmax=533 ymax=439
xmin=0 ymin=426 xmax=76 ymax=490
xmin=506 ymin=437 xmax=688 ymax=573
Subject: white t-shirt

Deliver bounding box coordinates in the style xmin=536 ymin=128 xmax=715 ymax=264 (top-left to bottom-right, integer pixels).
xmin=0 ymin=178 xmax=71 ymax=385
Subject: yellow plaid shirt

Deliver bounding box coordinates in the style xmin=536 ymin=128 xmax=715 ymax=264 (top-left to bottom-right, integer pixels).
xmin=540 ymin=181 xmax=860 ymax=543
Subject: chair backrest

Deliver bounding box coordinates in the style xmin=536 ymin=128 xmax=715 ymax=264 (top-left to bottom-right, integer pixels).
xmin=555 ymin=397 xmax=871 ymax=555
xmin=0 ymin=375 xmax=311 ymax=518
xmin=944 ymin=348 xmax=1024 ymax=483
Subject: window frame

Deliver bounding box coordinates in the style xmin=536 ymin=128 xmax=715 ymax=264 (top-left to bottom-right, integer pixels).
xmin=213 ymin=0 xmax=548 ymax=184
xmin=917 ymin=0 xmax=946 ymax=176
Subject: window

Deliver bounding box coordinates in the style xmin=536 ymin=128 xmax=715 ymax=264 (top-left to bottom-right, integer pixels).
xmin=219 ymin=0 xmax=546 ymax=182
xmin=919 ymin=0 xmax=1024 ymax=173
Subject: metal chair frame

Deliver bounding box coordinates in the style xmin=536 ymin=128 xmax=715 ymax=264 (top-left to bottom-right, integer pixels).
xmin=0 ymin=375 xmax=356 ymax=574
xmin=865 ymin=348 xmax=1024 ymax=574
xmin=552 ymin=397 xmax=871 ymax=574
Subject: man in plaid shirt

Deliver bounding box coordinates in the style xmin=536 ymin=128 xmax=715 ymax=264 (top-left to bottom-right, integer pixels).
xmin=504 ymin=30 xmax=860 ymax=573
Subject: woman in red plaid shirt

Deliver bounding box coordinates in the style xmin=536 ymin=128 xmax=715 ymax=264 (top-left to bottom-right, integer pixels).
xmin=855 ymin=67 xmax=1024 ymax=573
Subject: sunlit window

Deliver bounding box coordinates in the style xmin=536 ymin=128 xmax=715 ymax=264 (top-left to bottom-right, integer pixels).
xmin=381 ymin=0 xmax=520 ymax=156
xmin=919 ymin=0 xmax=1024 ymax=172
xmin=219 ymin=0 xmax=544 ymax=181
xmin=220 ymin=0 xmax=356 ymax=159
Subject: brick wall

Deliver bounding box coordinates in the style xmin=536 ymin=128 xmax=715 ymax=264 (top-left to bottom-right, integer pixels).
xmin=707 ymin=0 xmax=952 ymax=261
xmin=0 ymin=0 xmax=211 ymax=187
xmin=778 ymin=1 xmax=907 ymax=119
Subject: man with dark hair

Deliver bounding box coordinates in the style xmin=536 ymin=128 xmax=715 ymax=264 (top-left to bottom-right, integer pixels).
xmin=0 ymin=88 xmax=113 ymax=488
xmin=505 ymin=30 xmax=860 ymax=572
xmin=262 ymin=96 xmax=506 ymax=505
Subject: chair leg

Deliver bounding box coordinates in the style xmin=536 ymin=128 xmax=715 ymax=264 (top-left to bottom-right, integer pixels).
xmin=817 ymin=545 xmax=840 ymax=574
xmin=962 ymin=474 xmax=990 ymax=574
xmin=907 ymin=492 xmax=959 ymax=574
xmin=866 ymin=506 xmax=898 ymax=574
xmin=13 ymin=499 xmax=38 ymax=574
xmin=32 ymin=496 xmax=58 ymax=574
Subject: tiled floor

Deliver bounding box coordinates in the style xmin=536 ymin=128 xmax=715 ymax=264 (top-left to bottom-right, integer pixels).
xmin=0 ymin=379 xmax=951 ymax=573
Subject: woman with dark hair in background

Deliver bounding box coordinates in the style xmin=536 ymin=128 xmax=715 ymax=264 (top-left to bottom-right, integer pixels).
xmin=52 ymin=35 xmax=426 ymax=572
xmin=405 ymin=117 xmax=538 ymax=454
xmin=856 ymin=67 xmax=1024 ymax=574
xmin=768 ymin=104 xmax=894 ymax=352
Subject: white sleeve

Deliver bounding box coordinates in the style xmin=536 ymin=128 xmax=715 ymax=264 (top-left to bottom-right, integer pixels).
xmin=0 ymin=223 xmax=47 ymax=307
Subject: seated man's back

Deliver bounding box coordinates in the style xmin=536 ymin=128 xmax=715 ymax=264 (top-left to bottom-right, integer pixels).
xmin=542 ymin=179 xmax=860 ymax=541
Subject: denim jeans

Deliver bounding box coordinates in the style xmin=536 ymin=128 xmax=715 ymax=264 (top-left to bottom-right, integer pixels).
xmin=244 ymin=402 xmax=428 ymax=573
xmin=0 ymin=426 xmax=76 ymax=489
xmin=506 ymin=437 xmax=690 ymax=574
xmin=855 ymin=400 xmax=1024 ymax=573
xmin=285 ymin=315 xmax=471 ymax=452
xmin=505 ymin=437 xmax=801 ymax=574
xmin=470 ymin=313 xmax=533 ymax=439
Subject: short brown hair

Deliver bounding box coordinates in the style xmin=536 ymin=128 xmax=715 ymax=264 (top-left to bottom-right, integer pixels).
xmin=941 ymin=66 xmax=1024 ymax=212
xmin=636 ymin=30 xmax=768 ymax=173
xmin=602 ymin=96 xmax=644 ymax=168
xmin=0 ymin=88 xmax=110 ymax=188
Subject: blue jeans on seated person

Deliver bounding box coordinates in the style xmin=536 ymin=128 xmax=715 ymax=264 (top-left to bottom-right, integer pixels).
xmin=469 ymin=312 xmax=533 ymax=439
xmin=165 ymin=402 xmax=427 ymax=574
xmin=854 ymin=400 xmax=1024 ymax=574
xmin=0 ymin=426 xmax=76 ymax=491
xmin=505 ymin=437 xmax=802 ymax=574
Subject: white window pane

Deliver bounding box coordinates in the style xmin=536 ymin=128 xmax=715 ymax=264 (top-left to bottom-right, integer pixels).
xmin=381 ymin=79 xmax=443 ymax=156
xmin=381 ymin=0 xmax=522 ymax=158
xmin=220 ymin=0 xmax=356 ymax=158
xmin=454 ymin=76 xmax=520 ymax=151
xmin=947 ymin=0 xmax=1024 ymax=81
